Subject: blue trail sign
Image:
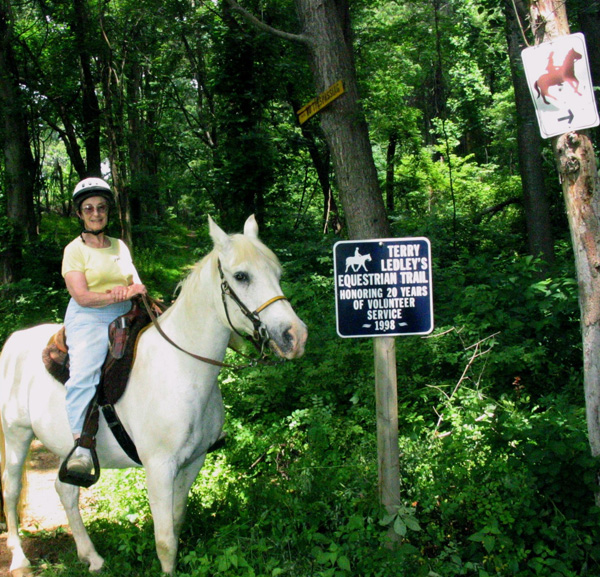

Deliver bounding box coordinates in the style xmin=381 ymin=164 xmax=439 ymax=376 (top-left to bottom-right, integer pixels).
xmin=334 ymin=238 xmax=433 ymax=338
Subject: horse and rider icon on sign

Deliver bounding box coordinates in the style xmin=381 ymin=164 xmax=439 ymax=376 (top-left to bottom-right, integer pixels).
xmin=333 ymin=239 xmax=433 ymax=338
xmin=522 ymin=33 xmax=599 ymax=139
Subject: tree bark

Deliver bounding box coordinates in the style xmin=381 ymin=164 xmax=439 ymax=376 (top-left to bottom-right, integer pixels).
xmin=528 ymin=0 xmax=600 ymax=503
xmin=100 ymin=11 xmax=132 ymax=247
xmin=575 ymin=0 xmax=600 ymax=147
xmin=72 ymin=0 xmax=102 ymax=176
xmin=504 ymin=0 xmax=555 ymax=269
xmin=0 ymin=0 xmax=37 ymax=283
xmin=386 ymin=133 xmax=397 ymax=214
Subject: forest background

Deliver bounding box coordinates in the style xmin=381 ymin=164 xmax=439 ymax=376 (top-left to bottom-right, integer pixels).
xmin=1 ymin=0 xmax=600 ymax=575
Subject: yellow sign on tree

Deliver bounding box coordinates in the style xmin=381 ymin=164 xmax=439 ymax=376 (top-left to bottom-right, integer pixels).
xmin=296 ymin=80 xmax=345 ymax=124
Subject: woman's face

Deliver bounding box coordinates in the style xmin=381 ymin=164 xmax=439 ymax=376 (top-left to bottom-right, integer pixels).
xmin=78 ymin=195 xmax=109 ymax=232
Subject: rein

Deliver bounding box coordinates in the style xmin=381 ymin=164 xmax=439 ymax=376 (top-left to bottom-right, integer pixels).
xmin=141 ymin=262 xmax=287 ymax=370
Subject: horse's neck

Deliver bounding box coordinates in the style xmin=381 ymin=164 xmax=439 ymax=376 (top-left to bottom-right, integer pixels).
xmin=156 ymin=269 xmax=231 ymax=362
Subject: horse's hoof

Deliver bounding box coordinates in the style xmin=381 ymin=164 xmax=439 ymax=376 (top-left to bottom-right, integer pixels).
xmin=9 ymin=553 xmax=32 ymax=577
xmin=87 ymin=556 xmax=105 ymax=573
xmin=10 ymin=567 xmax=34 ymax=577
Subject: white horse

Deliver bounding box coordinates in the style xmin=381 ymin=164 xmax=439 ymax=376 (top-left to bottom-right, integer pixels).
xmin=0 ymin=215 xmax=307 ymax=575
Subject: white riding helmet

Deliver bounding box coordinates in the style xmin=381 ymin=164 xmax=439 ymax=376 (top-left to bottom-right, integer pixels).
xmin=73 ymin=177 xmax=113 ymax=210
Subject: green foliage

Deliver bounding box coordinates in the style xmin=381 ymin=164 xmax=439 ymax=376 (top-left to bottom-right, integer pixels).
xmin=0 ymin=215 xmax=73 ymax=344
xmin=395 ymin=387 xmax=600 ymax=576
xmin=434 ymin=250 xmax=581 ymax=398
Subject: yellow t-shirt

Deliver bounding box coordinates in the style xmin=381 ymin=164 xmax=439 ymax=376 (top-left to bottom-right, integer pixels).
xmin=62 ymin=236 xmax=139 ymax=294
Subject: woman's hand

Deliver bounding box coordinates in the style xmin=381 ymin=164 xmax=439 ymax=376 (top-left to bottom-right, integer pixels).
xmin=107 ymin=283 xmax=146 ymax=303
xmin=126 ymin=283 xmax=147 ymax=300
xmin=109 ymin=285 xmax=129 ymax=303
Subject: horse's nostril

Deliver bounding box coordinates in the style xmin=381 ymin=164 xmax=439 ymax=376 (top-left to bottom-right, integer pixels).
xmin=283 ymin=328 xmax=294 ymax=346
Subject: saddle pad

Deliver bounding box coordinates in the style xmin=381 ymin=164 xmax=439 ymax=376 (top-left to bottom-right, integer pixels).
xmin=42 ymin=328 xmax=70 ymax=384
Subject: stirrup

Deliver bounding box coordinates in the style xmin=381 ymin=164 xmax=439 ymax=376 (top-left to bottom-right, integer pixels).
xmin=58 ymin=442 xmax=101 ymax=488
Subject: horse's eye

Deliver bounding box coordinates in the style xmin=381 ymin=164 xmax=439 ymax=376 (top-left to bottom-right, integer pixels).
xmin=233 ymin=271 xmax=249 ymax=283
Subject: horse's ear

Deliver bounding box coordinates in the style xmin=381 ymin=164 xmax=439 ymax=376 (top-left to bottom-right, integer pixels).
xmin=208 ymin=216 xmax=230 ymax=249
xmin=243 ymin=214 xmax=259 ymax=238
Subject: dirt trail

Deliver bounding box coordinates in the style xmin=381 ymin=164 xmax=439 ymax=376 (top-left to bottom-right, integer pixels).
xmin=0 ymin=441 xmax=96 ymax=576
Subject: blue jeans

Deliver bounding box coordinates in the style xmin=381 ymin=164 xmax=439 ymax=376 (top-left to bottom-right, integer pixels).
xmin=64 ymin=299 xmax=131 ymax=434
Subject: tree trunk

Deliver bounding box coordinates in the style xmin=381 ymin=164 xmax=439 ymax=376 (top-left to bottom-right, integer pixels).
xmin=293 ymin=0 xmax=399 ymax=521
xmin=0 ymin=0 xmax=37 ymax=283
xmin=213 ymin=3 xmax=271 ymax=230
xmin=72 ymin=0 xmax=102 ymax=176
xmin=227 ymin=0 xmax=399 ymax=519
xmin=100 ymin=14 xmax=133 ymax=248
xmin=289 ymin=93 xmax=341 ymax=233
xmin=293 ymin=0 xmax=389 ymax=240
xmin=504 ymin=0 xmax=555 ymax=269
xmin=528 ymin=0 xmax=600 ymax=504
xmin=575 ymin=0 xmax=600 ymax=147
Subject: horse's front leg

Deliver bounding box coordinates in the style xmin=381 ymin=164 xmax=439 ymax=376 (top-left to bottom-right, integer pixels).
xmin=173 ymin=454 xmax=207 ymax=539
xmin=145 ymin=461 xmax=180 ymax=575
xmin=55 ymin=475 xmax=104 ymax=572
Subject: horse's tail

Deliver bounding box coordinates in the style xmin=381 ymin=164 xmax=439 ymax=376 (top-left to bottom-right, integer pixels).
xmin=0 ymin=342 xmax=6 ymax=526
xmin=534 ymin=80 xmax=540 ymax=98
xmin=0 ymin=406 xmax=5 ymax=526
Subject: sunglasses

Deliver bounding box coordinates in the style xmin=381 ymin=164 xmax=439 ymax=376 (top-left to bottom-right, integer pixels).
xmin=81 ymin=204 xmax=109 ymax=215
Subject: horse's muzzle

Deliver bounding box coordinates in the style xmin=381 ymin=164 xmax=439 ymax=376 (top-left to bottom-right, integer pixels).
xmin=270 ymin=320 xmax=308 ymax=359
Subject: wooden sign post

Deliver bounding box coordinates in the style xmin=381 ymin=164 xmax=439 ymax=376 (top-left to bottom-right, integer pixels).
xmin=334 ymin=239 xmax=434 ymax=515
xmin=374 ymin=337 xmax=400 ymax=514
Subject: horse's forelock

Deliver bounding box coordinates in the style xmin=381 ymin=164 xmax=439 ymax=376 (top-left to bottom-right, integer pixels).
xmin=226 ymin=234 xmax=281 ymax=273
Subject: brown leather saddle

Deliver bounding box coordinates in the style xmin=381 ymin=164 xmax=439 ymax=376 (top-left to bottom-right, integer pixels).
xmin=43 ymin=296 xmax=160 ymax=402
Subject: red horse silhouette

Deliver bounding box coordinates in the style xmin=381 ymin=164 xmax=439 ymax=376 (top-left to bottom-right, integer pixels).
xmin=534 ymin=48 xmax=582 ymax=105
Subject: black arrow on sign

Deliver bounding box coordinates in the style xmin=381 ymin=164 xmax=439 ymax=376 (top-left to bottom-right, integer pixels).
xmin=558 ymin=109 xmax=575 ymax=123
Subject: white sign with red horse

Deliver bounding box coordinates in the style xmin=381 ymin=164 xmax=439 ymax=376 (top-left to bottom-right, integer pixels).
xmin=522 ymin=33 xmax=599 ymax=139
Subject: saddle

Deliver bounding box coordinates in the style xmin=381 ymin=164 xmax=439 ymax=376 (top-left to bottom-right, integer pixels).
xmin=43 ymin=296 xmax=164 ymax=486
xmin=42 ymin=296 xmax=161 ymax=400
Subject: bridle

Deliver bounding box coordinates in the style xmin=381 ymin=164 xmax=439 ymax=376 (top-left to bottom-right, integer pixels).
xmin=141 ymin=259 xmax=288 ymax=369
xmin=217 ymin=259 xmax=288 ymax=355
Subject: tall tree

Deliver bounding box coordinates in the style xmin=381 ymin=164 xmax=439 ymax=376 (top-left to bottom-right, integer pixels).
xmin=0 ymin=0 xmax=37 ymax=284
xmin=503 ymin=0 xmax=555 ymax=268
xmin=211 ymin=2 xmax=280 ymax=230
xmin=528 ymin=0 xmax=600 ymax=503
xmin=71 ymin=0 xmax=101 ymax=176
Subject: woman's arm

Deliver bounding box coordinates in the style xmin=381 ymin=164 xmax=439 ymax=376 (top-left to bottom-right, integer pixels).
xmin=65 ymin=271 xmax=143 ymax=308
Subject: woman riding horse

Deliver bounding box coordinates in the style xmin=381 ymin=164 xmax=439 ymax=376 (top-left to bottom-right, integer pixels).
xmin=1 ymin=214 xmax=306 ymax=574
xmin=62 ymin=177 xmax=146 ymax=478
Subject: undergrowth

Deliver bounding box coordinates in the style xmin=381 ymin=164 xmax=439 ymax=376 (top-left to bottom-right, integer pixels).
xmin=2 ymin=224 xmax=597 ymax=577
